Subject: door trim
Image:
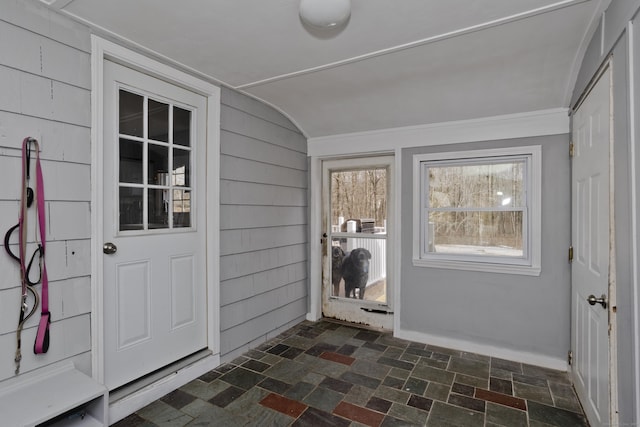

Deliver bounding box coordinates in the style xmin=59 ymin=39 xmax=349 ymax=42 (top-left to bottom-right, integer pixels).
xmin=309 ymin=153 xmax=399 ymax=332
xmin=90 ymin=36 xmax=220 ymax=388
xmin=629 ymin=20 xmax=640 ymax=426
xmin=321 ymin=156 xmax=394 ymax=329
xmin=570 ymin=59 xmax=617 ymax=427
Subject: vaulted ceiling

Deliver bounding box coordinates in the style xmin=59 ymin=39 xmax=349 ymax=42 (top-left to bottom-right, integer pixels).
xmin=43 ymin=0 xmax=606 ymax=138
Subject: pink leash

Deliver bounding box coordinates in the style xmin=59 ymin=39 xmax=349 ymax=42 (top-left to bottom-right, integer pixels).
xmin=31 ymin=139 xmax=50 ymax=355
xmin=14 ymin=137 xmax=50 ymax=374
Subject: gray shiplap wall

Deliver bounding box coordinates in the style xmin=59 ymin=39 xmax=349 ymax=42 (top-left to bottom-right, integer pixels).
xmin=0 ymin=1 xmax=309 ymax=385
xmin=0 ymin=0 xmax=93 ymax=382
xmin=219 ymin=88 xmax=308 ymax=361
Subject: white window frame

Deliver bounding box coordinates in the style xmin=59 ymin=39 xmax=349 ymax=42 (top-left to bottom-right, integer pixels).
xmin=412 ymin=146 xmax=541 ymax=276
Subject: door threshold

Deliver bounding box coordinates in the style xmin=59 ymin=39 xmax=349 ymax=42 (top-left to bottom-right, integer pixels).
xmin=108 ymin=350 xmax=218 ymax=424
xmin=110 ymin=349 xmax=212 ymax=403
xmin=322 ymin=316 xmax=392 ymax=332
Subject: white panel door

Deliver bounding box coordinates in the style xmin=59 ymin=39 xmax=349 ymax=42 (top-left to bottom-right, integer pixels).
xmin=571 ymin=66 xmax=611 ymax=427
xmin=103 ymin=61 xmax=207 ymax=390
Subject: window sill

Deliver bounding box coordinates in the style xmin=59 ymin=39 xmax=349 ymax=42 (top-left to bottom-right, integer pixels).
xmin=412 ymin=258 xmax=541 ymax=276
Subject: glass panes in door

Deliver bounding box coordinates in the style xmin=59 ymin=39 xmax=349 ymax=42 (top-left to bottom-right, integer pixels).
xmin=118 ymin=88 xmax=193 ymax=231
xmin=329 ymin=168 xmax=387 ymax=303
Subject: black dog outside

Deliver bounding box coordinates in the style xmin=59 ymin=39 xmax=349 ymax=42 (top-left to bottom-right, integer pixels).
xmin=341 ymin=248 xmax=372 ymax=299
xmin=331 ymin=246 xmax=345 ymax=297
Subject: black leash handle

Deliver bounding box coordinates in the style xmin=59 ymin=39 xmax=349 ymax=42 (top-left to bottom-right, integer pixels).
xmin=4 ymin=223 xmax=20 ymax=262
xmin=3 ymin=224 xmax=41 ymax=285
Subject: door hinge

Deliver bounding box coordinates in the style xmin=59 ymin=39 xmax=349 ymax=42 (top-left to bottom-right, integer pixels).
xmin=568 ymin=245 xmax=573 ymax=263
xmin=568 ymin=350 xmax=573 ymax=366
xmin=569 ymin=142 xmax=574 ymax=157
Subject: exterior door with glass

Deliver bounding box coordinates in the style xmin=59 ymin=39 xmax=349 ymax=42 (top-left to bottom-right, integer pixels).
xmin=102 ymin=60 xmax=208 ymax=390
xmin=322 ymin=156 xmax=393 ymax=329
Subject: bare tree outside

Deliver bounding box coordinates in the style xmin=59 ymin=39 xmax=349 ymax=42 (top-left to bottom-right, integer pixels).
xmin=426 ymin=160 xmax=525 ymax=257
xmin=331 ymin=168 xmax=387 ymax=230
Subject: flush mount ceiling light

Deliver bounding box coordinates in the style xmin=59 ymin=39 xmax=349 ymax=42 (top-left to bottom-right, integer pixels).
xmin=299 ymin=0 xmax=351 ymax=28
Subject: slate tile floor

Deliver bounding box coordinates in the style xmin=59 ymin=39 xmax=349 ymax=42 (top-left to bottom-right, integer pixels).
xmin=113 ymin=320 xmax=588 ymax=426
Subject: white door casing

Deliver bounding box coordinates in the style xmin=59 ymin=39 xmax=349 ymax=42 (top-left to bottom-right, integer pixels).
xmin=571 ymin=65 xmax=612 ymax=427
xmin=321 ymin=156 xmax=394 ymax=330
xmin=91 ymin=37 xmax=220 ymax=392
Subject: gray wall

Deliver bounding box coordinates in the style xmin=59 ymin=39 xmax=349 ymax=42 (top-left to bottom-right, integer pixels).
xmin=0 ymin=1 xmax=309 ymax=386
xmin=219 ymin=88 xmax=308 ymax=362
xmin=401 ymin=135 xmax=571 ymax=361
xmin=570 ymin=1 xmax=640 ymax=424
xmin=0 ymin=1 xmax=93 ymax=382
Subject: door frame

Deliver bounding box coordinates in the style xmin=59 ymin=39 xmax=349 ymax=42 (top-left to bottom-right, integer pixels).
xmin=309 ymin=151 xmax=400 ymax=332
xmin=570 ymin=58 xmax=618 ymax=427
xmin=90 ymin=36 xmax=220 ymax=408
xmin=321 ymin=156 xmax=395 ymax=329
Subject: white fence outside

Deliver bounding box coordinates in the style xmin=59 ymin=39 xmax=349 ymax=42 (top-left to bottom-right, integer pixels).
xmin=347 ymin=237 xmax=386 ymax=287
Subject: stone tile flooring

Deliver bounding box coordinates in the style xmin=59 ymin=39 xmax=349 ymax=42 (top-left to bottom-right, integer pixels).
xmin=113 ymin=320 xmax=589 ymax=426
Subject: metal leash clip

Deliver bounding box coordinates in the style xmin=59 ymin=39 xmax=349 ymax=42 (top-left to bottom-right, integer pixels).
xmin=14 ymin=286 xmax=39 ymax=374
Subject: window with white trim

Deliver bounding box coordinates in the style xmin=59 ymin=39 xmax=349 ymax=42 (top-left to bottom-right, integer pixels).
xmin=412 ymin=146 xmax=541 ymax=275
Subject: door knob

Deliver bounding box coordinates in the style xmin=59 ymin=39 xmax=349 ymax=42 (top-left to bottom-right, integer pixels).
xmin=587 ymin=294 xmax=607 ymax=309
xmin=103 ymin=242 xmax=117 ymax=254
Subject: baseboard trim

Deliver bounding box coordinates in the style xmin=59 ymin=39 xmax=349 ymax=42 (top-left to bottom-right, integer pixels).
xmin=108 ymin=353 xmax=219 ymax=424
xmin=395 ymin=328 xmax=567 ymax=372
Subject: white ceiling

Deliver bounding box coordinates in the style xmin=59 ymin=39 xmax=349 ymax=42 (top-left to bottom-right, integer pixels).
xmin=44 ymin=0 xmax=605 ymax=138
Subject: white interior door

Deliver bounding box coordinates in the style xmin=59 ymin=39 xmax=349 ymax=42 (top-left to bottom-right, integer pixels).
xmin=102 ymin=60 xmax=208 ymax=390
xmin=321 ymin=156 xmax=393 ymax=329
xmin=571 ymin=65 xmax=611 ymax=427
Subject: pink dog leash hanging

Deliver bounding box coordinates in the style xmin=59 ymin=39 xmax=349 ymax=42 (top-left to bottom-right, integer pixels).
xmin=27 ymin=138 xmax=51 ymax=354
xmin=11 ymin=137 xmax=50 ymax=374
xmin=31 ymin=138 xmax=50 ymax=355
